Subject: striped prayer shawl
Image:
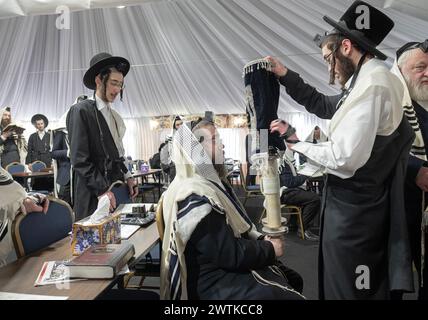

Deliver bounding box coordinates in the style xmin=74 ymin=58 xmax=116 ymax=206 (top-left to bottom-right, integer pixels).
xmin=404 ymin=104 xmax=427 ymax=160
xmin=391 ymin=61 xmax=427 ymax=161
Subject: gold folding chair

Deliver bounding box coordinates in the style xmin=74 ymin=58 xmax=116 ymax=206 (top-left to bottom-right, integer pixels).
xmin=259 ymin=204 xmax=305 ymax=240
xmin=239 ymin=163 xmax=262 ymax=205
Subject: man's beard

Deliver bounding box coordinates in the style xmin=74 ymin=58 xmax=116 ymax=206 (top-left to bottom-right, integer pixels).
xmin=1 ymin=119 xmax=10 ymax=127
xmin=214 ymin=164 xmax=228 ymax=180
xmin=335 ymin=51 xmax=355 ymax=88
xmin=403 ymin=73 xmax=428 ymax=102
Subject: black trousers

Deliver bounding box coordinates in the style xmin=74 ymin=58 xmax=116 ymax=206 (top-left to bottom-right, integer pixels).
xmin=58 ymin=183 xmax=72 ymax=206
xmin=281 ymin=188 xmax=320 ymax=230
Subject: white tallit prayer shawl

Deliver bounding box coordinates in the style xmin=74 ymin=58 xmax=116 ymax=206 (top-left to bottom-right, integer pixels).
xmin=160 ymin=175 xmax=254 ymax=300
xmin=160 ymin=124 xmax=262 ymax=300
xmin=0 ymin=167 xmax=26 ymax=267
xmin=391 ymin=59 xmax=427 ymax=161
xmin=293 ymin=59 xmax=404 ymax=179
xmin=0 ymin=107 xmax=28 ymax=165
xmin=391 ymin=59 xmax=428 ymax=287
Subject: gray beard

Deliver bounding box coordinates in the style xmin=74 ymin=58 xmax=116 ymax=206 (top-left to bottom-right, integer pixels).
xmin=404 ymin=74 xmax=428 ymax=102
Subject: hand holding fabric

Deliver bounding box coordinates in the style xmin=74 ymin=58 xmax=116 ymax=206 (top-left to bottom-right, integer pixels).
xmin=265 ymin=56 xmax=288 ymax=77
xmin=98 ymin=191 xmax=116 ymax=212
xmin=270 ymin=119 xmax=300 ymax=149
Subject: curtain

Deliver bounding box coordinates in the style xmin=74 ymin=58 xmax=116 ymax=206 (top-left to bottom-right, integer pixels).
xmin=1 ymin=0 xmax=427 ymax=161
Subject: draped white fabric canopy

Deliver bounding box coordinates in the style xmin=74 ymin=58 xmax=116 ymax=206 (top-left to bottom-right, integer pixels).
xmin=0 ymin=0 xmax=427 ymax=160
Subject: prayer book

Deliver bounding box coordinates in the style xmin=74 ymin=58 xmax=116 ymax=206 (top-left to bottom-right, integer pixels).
xmin=65 ymin=243 xmax=135 ymax=279
xmin=2 ymin=123 xmax=25 ymax=135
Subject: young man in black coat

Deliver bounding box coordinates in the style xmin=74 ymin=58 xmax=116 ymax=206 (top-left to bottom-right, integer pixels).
xmin=66 ymin=53 xmax=138 ymax=221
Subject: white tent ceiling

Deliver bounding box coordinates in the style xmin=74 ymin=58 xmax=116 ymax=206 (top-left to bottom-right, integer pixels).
xmin=0 ymin=0 xmax=427 ymax=121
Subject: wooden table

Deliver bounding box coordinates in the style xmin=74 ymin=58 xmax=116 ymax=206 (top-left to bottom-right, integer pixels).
xmin=0 ymin=222 xmax=160 ymax=300
xmin=133 ymin=169 xmax=163 ymax=198
xmin=12 ymin=171 xmax=54 ymax=178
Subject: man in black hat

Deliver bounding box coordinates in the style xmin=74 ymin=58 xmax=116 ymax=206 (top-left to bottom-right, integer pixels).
xmin=267 ymin=1 xmax=415 ymax=299
xmin=66 ymin=53 xmax=138 ymax=221
xmin=26 ymin=114 xmax=52 ymax=167
xmin=0 ymin=107 xmax=27 ymax=168
xmin=391 ymin=40 xmax=428 ymax=300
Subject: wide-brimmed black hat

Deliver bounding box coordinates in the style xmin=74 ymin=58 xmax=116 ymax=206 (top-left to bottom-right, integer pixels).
xmin=31 ymin=114 xmax=49 ymax=127
xmin=83 ymin=52 xmax=130 ymax=90
xmin=316 ymin=1 xmax=394 ymax=60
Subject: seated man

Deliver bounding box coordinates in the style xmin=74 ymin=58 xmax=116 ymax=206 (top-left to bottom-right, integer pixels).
xmin=0 ymin=167 xmax=49 ymax=267
xmin=280 ymin=148 xmax=320 ymax=241
xmin=160 ymin=119 xmax=304 ymax=300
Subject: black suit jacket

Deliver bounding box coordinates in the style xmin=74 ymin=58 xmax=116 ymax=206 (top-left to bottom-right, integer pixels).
xmin=51 ymin=130 xmax=71 ymax=186
xmin=66 ymin=99 xmax=127 ymax=220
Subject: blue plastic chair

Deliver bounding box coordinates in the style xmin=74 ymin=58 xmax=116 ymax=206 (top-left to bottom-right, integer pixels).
xmin=109 ymin=180 xmax=132 ymax=205
xmin=30 ymin=161 xmax=46 ymax=172
xmin=12 ymin=197 xmax=74 ymax=257
xmin=5 ymin=162 xmax=25 ymax=174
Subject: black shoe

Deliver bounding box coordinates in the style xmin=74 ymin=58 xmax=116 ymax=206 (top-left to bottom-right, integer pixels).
xmin=303 ymin=230 xmax=319 ymax=241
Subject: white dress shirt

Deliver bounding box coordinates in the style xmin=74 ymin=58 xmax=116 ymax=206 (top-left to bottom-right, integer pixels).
xmin=37 ymin=131 xmax=45 ymax=140
xmin=95 ymin=95 xmax=132 ymax=180
xmin=293 ymin=59 xmax=404 ymax=179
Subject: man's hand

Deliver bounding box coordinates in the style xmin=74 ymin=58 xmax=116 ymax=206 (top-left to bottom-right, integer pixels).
xmin=265 ymin=235 xmax=285 ymax=258
xmin=23 ymin=194 xmax=49 ymax=213
xmin=265 ymin=56 xmax=288 ymax=78
xmin=1 ymin=131 xmax=13 ymax=140
xmin=98 ymin=191 xmax=117 ymax=212
xmin=127 ymin=177 xmax=138 ymax=201
xmin=270 ymin=119 xmax=300 ymax=150
xmin=416 ymin=166 xmax=428 ymax=192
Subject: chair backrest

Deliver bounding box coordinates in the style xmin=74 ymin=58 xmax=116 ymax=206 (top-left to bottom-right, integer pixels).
xmin=239 ymin=163 xmax=248 ymax=191
xmin=5 ymin=162 xmax=25 ymax=174
xmin=12 ymin=197 xmax=74 ymax=257
xmin=31 ymin=161 xmax=46 ymax=172
xmin=155 ymin=195 xmax=165 ymax=241
xmin=108 ymin=180 xmax=132 ymax=205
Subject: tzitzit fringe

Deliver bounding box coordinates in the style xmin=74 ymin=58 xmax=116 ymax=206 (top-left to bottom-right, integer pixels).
xmin=251 ymin=269 xmax=306 ymax=299
xmin=242 ymin=58 xmax=273 ymax=77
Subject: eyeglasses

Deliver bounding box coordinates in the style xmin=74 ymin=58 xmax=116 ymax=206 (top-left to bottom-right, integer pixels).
xmin=108 ymin=80 xmax=125 ymax=90
xmin=324 ymin=46 xmax=339 ymax=65
xmin=397 ymin=40 xmax=428 ymax=60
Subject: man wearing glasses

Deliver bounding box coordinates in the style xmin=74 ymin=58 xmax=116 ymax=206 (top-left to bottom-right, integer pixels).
xmin=66 ymin=53 xmax=138 ymax=221
xmin=392 ymin=40 xmax=428 ymax=300
xmin=265 ymin=1 xmax=415 ymax=299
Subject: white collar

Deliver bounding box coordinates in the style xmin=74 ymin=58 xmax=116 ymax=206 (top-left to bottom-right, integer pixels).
xmin=95 ymin=94 xmax=111 ymax=111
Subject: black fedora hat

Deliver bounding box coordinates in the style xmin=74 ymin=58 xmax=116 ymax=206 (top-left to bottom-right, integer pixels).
xmin=83 ymin=52 xmax=130 ymax=90
xmin=31 ymin=114 xmax=49 ymax=127
xmin=318 ymin=1 xmax=394 ymax=60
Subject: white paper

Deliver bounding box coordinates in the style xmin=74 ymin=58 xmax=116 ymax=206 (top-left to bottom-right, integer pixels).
xmin=120 ymin=224 xmax=140 ymax=240
xmin=34 ymin=261 xmax=86 ymax=287
xmin=0 ymin=292 xmax=68 ymax=300
xmin=119 ymin=203 xmax=155 ymax=215
xmin=84 ymin=194 xmax=110 ymax=225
